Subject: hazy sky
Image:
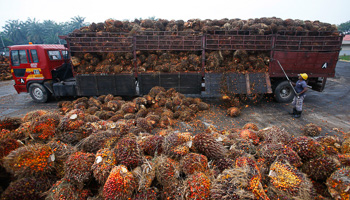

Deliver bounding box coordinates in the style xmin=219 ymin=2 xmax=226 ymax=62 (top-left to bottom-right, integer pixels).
xmin=0 ymin=0 xmax=349 ymax=31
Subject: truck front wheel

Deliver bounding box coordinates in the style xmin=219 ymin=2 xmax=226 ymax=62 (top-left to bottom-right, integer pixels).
xmin=274 ymin=81 xmax=295 ymax=103
xmin=29 ymin=83 xmax=50 ymax=103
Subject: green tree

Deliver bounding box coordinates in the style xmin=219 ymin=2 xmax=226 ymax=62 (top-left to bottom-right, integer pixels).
xmin=26 ymin=18 xmax=45 ymax=44
xmin=3 ymin=20 xmax=28 ymax=44
xmin=338 ymin=20 xmax=350 ymax=34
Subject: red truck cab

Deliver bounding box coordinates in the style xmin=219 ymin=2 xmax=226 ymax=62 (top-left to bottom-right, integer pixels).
xmin=9 ymin=44 xmax=71 ymax=102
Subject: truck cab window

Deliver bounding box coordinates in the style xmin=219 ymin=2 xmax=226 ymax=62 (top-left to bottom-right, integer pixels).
xmin=19 ymin=50 xmax=28 ymax=64
xmin=11 ymin=50 xmax=20 ymax=66
xmin=62 ymin=50 xmax=69 ymax=59
xmin=48 ymin=50 xmax=62 ymax=60
xmin=31 ymin=50 xmax=39 ymax=63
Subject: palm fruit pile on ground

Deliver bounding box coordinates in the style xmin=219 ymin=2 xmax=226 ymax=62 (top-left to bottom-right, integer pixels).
xmin=0 ymin=87 xmax=349 ymax=199
xmin=0 ymin=55 xmax=11 ymax=81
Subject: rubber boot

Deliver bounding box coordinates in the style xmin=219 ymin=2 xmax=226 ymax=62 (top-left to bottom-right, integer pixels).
xmin=294 ymin=111 xmax=302 ymax=118
xmin=290 ymin=108 xmax=297 ymax=115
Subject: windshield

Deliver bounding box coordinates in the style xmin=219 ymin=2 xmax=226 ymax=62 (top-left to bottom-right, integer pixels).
xmin=48 ymin=50 xmax=62 ymax=60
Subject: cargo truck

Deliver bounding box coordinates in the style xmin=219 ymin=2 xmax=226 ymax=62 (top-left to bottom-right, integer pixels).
xmin=8 ymin=30 xmax=343 ymax=103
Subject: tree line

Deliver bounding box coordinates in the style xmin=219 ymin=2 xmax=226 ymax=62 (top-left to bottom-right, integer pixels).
xmin=0 ymin=16 xmax=89 ymax=48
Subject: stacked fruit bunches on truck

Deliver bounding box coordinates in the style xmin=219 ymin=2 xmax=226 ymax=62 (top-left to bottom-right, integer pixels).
xmin=70 ymin=17 xmax=338 ymax=74
xmin=1 ymin=87 xmax=349 ymax=199
xmin=0 ymin=55 xmax=11 ymax=81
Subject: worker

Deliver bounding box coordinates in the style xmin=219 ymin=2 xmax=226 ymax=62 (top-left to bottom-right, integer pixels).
xmin=291 ymin=73 xmax=308 ymax=118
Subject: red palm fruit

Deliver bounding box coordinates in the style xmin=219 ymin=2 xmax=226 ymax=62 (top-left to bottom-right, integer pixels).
xmin=91 ymin=148 xmax=117 ymax=184
xmin=29 ymin=112 xmax=60 ymax=141
xmin=64 ymin=151 xmax=95 ymax=186
xmin=22 ymin=110 xmax=48 ymax=123
xmin=45 ymin=180 xmax=91 ymax=200
xmin=193 ymin=132 xmax=226 ymax=160
xmin=139 ymin=135 xmax=164 ymax=156
xmin=114 ymin=137 xmax=142 ymax=169
xmin=103 ymin=165 xmax=136 ymax=200
xmin=1 ymin=176 xmax=55 ymax=200
xmin=0 ymin=138 xmax=22 ymax=161
xmin=257 ymin=142 xmax=302 ymax=167
xmin=303 ymin=123 xmax=322 ymax=137
xmin=302 ymin=155 xmax=340 ymax=181
xmin=184 ymin=172 xmax=211 ymax=200
xmin=326 ymin=167 xmax=350 ymax=200
xmin=155 ymin=156 xmax=180 ymax=188
xmin=242 ymin=123 xmax=259 ymax=131
xmin=227 ymin=107 xmax=241 ymax=117
xmin=3 ymin=144 xmax=55 ymax=177
xmin=290 ymin=136 xmax=324 ymax=161
xmin=239 ymin=129 xmax=260 ymax=145
xmin=180 ymin=153 xmax=209 ymax=175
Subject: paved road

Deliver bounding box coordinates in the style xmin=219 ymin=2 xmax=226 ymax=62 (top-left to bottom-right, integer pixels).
xmin=0 ymin=61 xmax=349 ymax=136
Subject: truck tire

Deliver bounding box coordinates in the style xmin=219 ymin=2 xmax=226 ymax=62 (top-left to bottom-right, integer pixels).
xmin=29 ymin=83 xmax=50 ymax=103
xmin=274 ymin=81 xmax=295 ymax=103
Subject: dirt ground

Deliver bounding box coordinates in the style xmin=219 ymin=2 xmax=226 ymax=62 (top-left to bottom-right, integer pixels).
xmin=0 ymin=61 xmax=349 ymax=137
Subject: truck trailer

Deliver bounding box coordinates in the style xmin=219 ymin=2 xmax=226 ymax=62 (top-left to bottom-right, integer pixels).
xmin=8 ymin=29 xmax=343 ymax=103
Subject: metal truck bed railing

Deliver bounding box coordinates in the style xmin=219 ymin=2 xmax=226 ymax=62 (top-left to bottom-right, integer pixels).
xmin=64 ymin=31 xmax=342 ymax=53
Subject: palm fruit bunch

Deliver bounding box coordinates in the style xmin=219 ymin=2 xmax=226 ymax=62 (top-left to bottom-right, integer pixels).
xmin=132 ymin=162 xmax=156 ymax=191
xmin=227 ymin=106 xmax=241 ymax=117
xmin=22 ymin=110 xmax=48 ymax=123
xmin=268 ymin=159 xmax=314 ymax=199
xmin=163 ymin=131 xmax=192 ymax=158
xmin=103 ymin=165 xmax=136 ymax=200
xmin=210 ymin=167 xmax=257 ymax=199
xmin=257 ymin=126 xmax=292 ymax=144
xmin=133 ymin=187 xmax=158 ymax=200
xmin=212 ymin=157 xmax=235 ymax=172
xmin=45 ymin=180 xmax=91 ymax=200
xmin=47 ymin=140 xmax=76 ymax=178
xmin=338 ymin=153 xmax=350 ymax=166
xmin=239 ymin=129 xmax=260 ymax=145
xmin=0 ymin=176 xmax=54 ymax=200
xmin=139 ymin=135 xmax=164 ymax=156
xmin=242 ymin=122 xmax=259 ymax=131
xmin=28 ymin=112 xmax=60 ymax=141
xmin=301 ymin=155 xmax=340 ymax=181
xmin=235 ymin=156 xmax=261 ymax=179
xmin=342 ymin=138 xmax=350 ymax=154
xmin=257 ymin=142 xmax=302 ymax=167
xmin=77 ymin=130 xmax=119 ymax=153
xmin=114 ymin=136 xmax=142 ymax=169
xmin=303 ymin=123 xmax=322 ymax=137
xmin=154 ymin=156 xmax=180 ymax=189
xmin=326 ymin=167 xmax=350 ymax=200
xmin=57 ymin=109 xmax=89 ymax=144
xmin=231 ymin=138 xmax=257 ymax=155
xmin=193 ymin=132 xmax=227 ymax=160
xmin=91 ymin=148 xmax=117 ymax=184
xmin=0 ymin=117 xmax=22 ymax=131
xmin=183 ymin=172 xmax=211 ymax=200
xmin=0 ymin=138 xmax=22 ymax=162
xmin=290 ymin=136 xmax=324 ymax=161
xmin=63 ymin=151 xmax=95 ymax=186
xmin=317 ymin=135 xmax=342 ymax=155
xmin=180 ymin=153 xmax=209 ymax=175
xmin=3 ymin=144 xmax=55 ymax=177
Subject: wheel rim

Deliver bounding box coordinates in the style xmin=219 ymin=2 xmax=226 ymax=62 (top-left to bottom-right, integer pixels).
xmin=33 ymin=87 xmax=44 ymax=100
xmin=280 ymin=86 xmax=292 ymax=99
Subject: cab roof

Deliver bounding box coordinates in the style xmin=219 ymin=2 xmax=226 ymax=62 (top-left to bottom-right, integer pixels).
xmin=8 ymin=44 xmax=67 ymax=50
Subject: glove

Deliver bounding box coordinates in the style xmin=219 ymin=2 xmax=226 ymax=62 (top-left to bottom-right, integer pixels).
xmin=296 ymin=93 xmax=301 ymax=96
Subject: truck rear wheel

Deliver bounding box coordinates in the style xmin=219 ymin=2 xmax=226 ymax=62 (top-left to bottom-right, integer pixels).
xmin=274 ymin=81 xmax=294 ymax=103
xmin=29 ymin=83 xmax=50 ymax=103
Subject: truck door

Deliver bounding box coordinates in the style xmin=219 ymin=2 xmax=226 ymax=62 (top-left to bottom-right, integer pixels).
xmin=11 ymin=49 xmax=30 ymax=86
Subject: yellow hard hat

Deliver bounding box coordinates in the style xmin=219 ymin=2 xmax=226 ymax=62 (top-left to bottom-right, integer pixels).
xmin=299 ymin=73 xmax=308 ymax=80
